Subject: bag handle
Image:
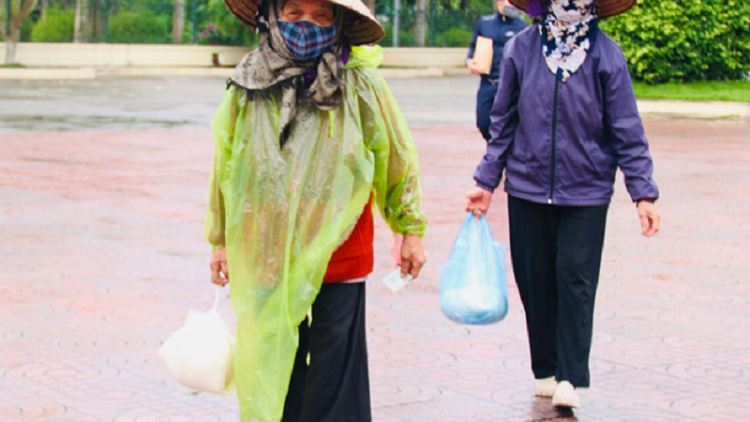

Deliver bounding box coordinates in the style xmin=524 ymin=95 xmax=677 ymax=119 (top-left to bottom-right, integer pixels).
xmin=212 ymin=286 xmax=224 ymax=311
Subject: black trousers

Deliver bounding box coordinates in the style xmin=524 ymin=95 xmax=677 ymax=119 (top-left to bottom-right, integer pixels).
xmin=476 ymin=81 xmax=499 ymax=141
xmin=282 ymin=282 xmax=371 ymax=422
xmin=507 ymin=196 xmax=609 ymax=388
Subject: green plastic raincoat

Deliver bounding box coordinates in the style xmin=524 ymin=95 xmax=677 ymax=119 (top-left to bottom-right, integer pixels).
xmin=205 ymin=45 xmax=427 ymax=422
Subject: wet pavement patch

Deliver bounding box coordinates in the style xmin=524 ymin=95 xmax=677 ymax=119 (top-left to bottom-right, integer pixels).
xmin=0 ymin=115 xmax=196 ymax=132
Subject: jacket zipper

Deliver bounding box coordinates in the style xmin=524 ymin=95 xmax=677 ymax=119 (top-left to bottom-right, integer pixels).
xmin=548 ymin=77 xmax=560 ymax=204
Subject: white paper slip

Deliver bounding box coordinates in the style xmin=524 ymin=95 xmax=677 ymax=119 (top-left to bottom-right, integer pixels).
xmin=382 ymin=270 xmax=413 ymax=292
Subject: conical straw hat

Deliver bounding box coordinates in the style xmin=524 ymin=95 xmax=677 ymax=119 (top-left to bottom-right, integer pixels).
xmin=224 ymin=0 xmax=385 ymax=45
xmin=509 ymin=0 xmax=637 ymax=19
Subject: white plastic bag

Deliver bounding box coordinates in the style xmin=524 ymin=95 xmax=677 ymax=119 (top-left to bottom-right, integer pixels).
xmin=159 ymin=288 xmax=235 ymax=394
xmin=440 ymin=212 xmax=509 ymax=325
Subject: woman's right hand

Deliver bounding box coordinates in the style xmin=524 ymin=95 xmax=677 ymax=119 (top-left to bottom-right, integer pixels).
xmin=636 ymin=199 xmax=660 ymax=238
xmin=465 ymin=187 xmax=493 ymax=217
xmin=210 ymin=247 xmax=229 ymax=286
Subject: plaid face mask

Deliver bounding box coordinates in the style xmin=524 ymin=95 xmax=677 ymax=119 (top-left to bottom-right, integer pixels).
xmin=278 ymin=20 xmax=338 ymax=61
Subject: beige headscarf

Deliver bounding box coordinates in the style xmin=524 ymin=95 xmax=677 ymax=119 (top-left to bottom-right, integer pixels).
xmin=229 ymin=0 xmax=345 ymax=148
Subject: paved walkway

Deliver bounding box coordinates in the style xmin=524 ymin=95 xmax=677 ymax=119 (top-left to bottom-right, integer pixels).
xmin=1 ymin=76 xmax=749 ymax=422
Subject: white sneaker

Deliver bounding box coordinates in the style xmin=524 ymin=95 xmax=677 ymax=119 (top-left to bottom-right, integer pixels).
xmin=552 ymin=381 xmax=580 ymax=408
xmin=534 ymin=376 xmax=557 ymax=397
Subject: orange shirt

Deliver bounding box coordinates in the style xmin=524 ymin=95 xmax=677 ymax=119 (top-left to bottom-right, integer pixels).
xmin=323 ymin=199 xmax=374 ymax=283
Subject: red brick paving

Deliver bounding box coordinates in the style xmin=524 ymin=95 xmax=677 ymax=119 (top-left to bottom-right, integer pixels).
xmin=1 ymin=118 xmax=749 ymax=421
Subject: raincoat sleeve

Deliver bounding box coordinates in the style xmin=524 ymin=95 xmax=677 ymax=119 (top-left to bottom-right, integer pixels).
xmin=205 ymin=85 xmax=239 ymax=249
xmin=352 ymin=48 xmax=428 ymax=237
xmin=602 ymin=47 xmax=660 ymax=202
xmin=473 ymin=37 xmax=521 ymax=192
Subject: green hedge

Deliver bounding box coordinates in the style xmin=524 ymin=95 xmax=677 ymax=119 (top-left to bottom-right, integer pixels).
xmin=30 ymin=8 xmax=74 ymax=42
xmin=195 ymin=0 xmax=259 ymax=46
xmin=381 ymin=25 xmax=416 ymax=47
xmin=435 ymin=28 xmax=473 ymax=47
xmin=601 ymin=0 xmax=750 ymax=83
xmin=107 ymin=11 xmax=170 ymax=44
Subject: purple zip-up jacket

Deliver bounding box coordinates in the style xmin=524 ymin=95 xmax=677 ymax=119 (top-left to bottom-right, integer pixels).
xmin=473 ymin=24 xmax=659 ymax=206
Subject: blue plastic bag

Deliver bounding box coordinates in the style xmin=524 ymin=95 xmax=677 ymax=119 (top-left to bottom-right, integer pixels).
xmin=440 ymin=212 xmax=509 ymax=325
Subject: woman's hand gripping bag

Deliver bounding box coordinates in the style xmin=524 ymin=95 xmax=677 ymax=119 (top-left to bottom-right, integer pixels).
xmin=440 ymin=212 xmax=509 ymax=325
xmin=159 ymin=288 xmax=235 ymax=394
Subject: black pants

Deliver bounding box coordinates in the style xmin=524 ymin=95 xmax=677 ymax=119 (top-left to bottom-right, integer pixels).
xmin=282 ymin=282 xmax=371 ymax=422
xmin=507 ymin=196 xmax=608 ymax=388
xmin=476 ymin=81 xmax=499 ymax=141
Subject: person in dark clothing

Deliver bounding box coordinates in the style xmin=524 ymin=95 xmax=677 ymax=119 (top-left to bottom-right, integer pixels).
xmin=466 ymin=0 xmax=527 ymax=141
xmin=465 ymin=0 xmax=661 ymax=411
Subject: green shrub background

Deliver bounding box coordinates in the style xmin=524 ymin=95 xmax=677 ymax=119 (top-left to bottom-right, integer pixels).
xmin=107 ymin=11 xmax=170 ymax=44
xmin=30 ymin=8 xmax=74 ymax=42
xmin=196 ymin=0 xmax=259 ymax=46
xmin=601 ymin=0 xmax=750 ymax=83
xmin=13 ymin=0 xmax=750 ymax=82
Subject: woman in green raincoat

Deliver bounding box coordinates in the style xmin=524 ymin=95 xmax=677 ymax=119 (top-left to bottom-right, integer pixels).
xmin=205 ymin=0 xmax=428 ymax=420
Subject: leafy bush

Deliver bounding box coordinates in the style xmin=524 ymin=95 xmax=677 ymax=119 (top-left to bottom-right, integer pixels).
xmin=197 ymin=23 xmax=225 ymax=45
xmin=107 ymin=11 xmax=170 ymax=44
xmin=30 ymin=8 xmax=74 ymax=42
xmin=376 ymin=0 xmax=495 ymax=46
xmin=20 ymin=9 xmax=40 ymax=41
xmin=601 ymin=0 xmax=750 ymax=83
xmin=435 ymin=27 xmax=473 ymax=47
xmin=195 ymin=0 xmax=259 ymax=46
xmin=381 ymin=25 xmax=416 ymax=47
